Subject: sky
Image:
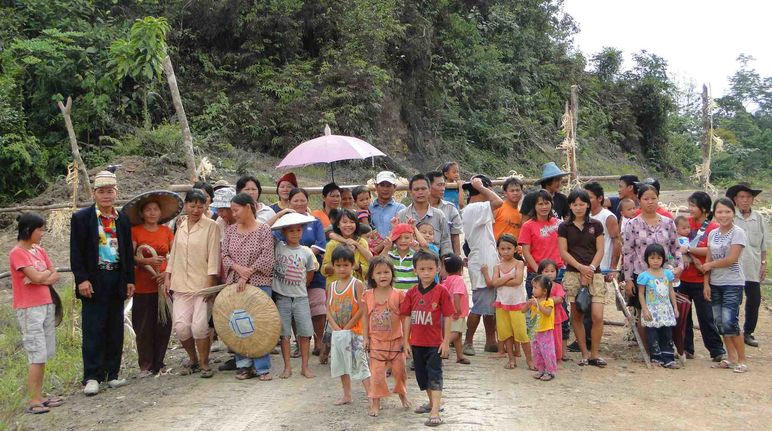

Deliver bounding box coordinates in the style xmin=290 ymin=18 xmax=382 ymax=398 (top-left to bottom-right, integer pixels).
xmin=562 ymin=0 xmax=771 ymax=97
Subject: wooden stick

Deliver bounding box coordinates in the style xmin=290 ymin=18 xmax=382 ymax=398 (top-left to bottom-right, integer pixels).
xmin=57 ymin=97 xmax=92 ymax=197
xmin=611 ymin=279 xmax=652 ymax=368
xmin=163 ymin=55 xmax=197 ymax=182
xmin=0 ymin=200 xmax=130 ymax=214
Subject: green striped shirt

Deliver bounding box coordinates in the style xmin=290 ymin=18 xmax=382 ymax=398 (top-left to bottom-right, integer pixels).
xmin=389 ymin=248 xmax=417 ymax=290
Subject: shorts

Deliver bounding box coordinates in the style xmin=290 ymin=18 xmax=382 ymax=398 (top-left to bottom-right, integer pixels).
xmin=412 ymin=345 xmax=443 ymax=391
xmin=496 ymin=308 xmax=529 ymax=343
xmin=710 ymin=284 xmax=742 ymax=336
xmin=563 ymin=271 xmax=607 ymax=304
xmin=450 ymin=317 xmax=466 ymax=333
xmin=16 ymin=303 xmax=56 ymax=364
xmin=274 ymin=293 xmax=314 ymax=338
xmin=172 ymin=292 xmax=211 ymax=340
xmin=307 ymin=287 xmax=327 ymax=317
xmin=330 ymin=330 xmax=370 ymax=380
xmin=470 ymin=288 xmax=496 ymax=316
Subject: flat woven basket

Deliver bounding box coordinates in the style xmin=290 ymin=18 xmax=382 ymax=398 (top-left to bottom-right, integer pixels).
xmin=213 ymin=284 xmax=280 ymax=358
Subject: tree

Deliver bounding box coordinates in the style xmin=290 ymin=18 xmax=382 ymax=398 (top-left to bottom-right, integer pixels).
xmin=110 ymin=17 xmax=196 ymax=181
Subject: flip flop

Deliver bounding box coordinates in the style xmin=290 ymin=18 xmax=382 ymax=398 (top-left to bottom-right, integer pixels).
xmin=539 ymin=373 xmax=555 ymax=381
xmin=200 ymin=368 xmax=214 ymax=378
xmin=711 ymin=360 xmax=735 ymax=369
xmin=25 ymin=403 xmax=49 ymax=415
xmin=235 ymin=368 xmax=256 ymax=380
xmin=414 ymin=404 xmax=445 ymax=414
xmin=43 ymin=397 xmax=65 ymax=408
xmin=425 ymin=416 xmax=443 ymax=427
xmin=456 ymin=358 xmax=471 ymax=365
xmin=588 ymin=358 xmax=607 ymax=368
xmin=577 ymin=359 xmax=589 ymax=366
xmin=257 ymin=373 xmax=273 ymax=381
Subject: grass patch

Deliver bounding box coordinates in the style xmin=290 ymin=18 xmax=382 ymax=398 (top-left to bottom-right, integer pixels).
xmin=0 ymin=286 xmax=82 ymax=428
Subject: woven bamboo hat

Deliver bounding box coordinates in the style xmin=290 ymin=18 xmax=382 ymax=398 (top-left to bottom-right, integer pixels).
xmin=271 ymin=212 xmax=317 ymax=230
xmin=123 ymin=190 xmax=184 ymax=226
xmin=213 ymin=284 xmax=280 ymax=358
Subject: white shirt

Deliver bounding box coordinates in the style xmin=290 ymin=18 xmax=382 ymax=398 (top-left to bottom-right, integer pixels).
xmin=462 ymin=201 xmax=499 ymax=289
xmin=590 ymin=208 xmax=616 ymax=271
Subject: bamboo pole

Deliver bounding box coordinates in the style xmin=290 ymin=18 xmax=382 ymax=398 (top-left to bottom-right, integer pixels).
xmin=57 ymin=97 xmax=92 ymax=197
xmin=163 ymin=55 xmax=197 ymax=182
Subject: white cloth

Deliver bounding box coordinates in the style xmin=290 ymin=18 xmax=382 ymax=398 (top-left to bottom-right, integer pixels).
xmin=590 ymin=208 xmax=616 ymax=271
xmin=495 ymin=265 xmax=527 ymax=307
xmin=256 ymin=204 xmax=276 ymax=224
xmin=329 ymin=330 xmax=370 ymax=380
xmin=734 ymin=210 xmax=767 ymax=282
xmin=463 ymin=201 xmax=499 ymax=289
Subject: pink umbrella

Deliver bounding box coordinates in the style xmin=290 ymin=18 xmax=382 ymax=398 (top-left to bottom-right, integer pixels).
xmin=276 ymin=125 xmax=386 ymax=181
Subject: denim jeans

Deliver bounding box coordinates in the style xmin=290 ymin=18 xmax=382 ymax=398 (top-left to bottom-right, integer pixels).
xmin=678 ymin=281 xmax=725 ymax=358
xmin=645 ymin=326 xmax=675 ymax=364
xmin=235 ymin=285 xmax=273 ymax=375
xmin=710 ymin=284 xmax=743 ymax=337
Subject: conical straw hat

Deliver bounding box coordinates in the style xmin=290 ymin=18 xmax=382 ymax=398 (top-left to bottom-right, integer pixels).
xmin=213 ymin=284 xmax=280 ymax=358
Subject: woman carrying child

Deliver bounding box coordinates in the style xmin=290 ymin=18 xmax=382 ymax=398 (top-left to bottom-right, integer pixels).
xmin=637 ymin=244 xmax=680 ymax=368
xmin=362 ymin=256 xmax=410 ymax=416
xmin=482 ymin=234 xmax=530 ymax=370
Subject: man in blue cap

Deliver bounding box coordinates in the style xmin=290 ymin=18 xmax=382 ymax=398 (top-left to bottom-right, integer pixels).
xmin=520 ymin=162 xmax=569 ymax=222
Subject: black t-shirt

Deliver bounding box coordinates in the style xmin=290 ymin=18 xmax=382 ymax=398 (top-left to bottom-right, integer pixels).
xmin=521 ymin=190 xmax=567 ymax=220
xmin=557 ymin=219 xmax=604 ymax=271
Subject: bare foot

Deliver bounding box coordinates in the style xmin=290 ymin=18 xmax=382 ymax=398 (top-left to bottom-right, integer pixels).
xmin=334 ymin=397 xmax=352 ymax=406
xmin=399 ymin=394 xmax=412 ymax=409
xmin=280 ymin=368 xmax=292 ymax=379
xmin=505 ymin=361 xmax=516 ymax=369
xmin=492 ymin=352 xmax=507 ymax=358
xmin=369 ymin=399 xmax=380 ymax=417
xmin=527 ymin=361 xmax=537 ymax=371
xmin=301 ymin=368 xmax=316 ymax=378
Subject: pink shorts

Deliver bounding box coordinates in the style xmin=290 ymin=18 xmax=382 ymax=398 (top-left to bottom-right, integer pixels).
xmin=308 ymin=288 xmax=327 ymax=317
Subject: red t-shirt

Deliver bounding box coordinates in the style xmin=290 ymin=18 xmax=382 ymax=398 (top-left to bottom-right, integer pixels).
xmin=400 ymin=283 xmax=455 ymax=347
xmin=9 ymin=245 xmax=53 ymax=309
xmin=518 ymin=218 xmax=564 ymax=271
xmin=680 ymin=218 xmax=719 ymax=283
xmin=443 ymin=274 xmax=469 ymax=317
xmin=132 ymin=225 xmax=174 ymax=294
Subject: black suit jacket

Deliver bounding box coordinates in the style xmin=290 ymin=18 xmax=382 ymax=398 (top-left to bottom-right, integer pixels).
xmin=70 ymin=205 xmax=135 ymax=301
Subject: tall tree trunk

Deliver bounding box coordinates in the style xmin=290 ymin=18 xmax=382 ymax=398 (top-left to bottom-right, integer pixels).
xmin=162 ymin=55 xmax=196 ymax=182
xmin=57 ymin=96 xmax=92 ymax=197
xmin=700 ymin=85 xmax=712 ymax=191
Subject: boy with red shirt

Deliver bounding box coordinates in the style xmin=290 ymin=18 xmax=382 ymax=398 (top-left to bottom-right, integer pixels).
xmin=401 ymin=250 xmax=454 ymax=427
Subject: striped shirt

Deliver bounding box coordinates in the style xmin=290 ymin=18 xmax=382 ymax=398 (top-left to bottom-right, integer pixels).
xmin=389 ymin=248 xmax=417 ymax=290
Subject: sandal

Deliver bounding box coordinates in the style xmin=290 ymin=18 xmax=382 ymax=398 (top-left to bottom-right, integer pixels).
xmin=179 ymin=361 xmax=200 ymax=376
xmin=588 ymin=358 xmax=607 ymax=368
xmin=235 ymin=368 xmax=257 ymax=380
xmin=414 ymin=404 xmax=445 ymax=414
xmin=258 ymin=373 xmax=273 ymax=381
xmin=25 ymin=403 xmax=50 ymax=415
xmin=200 ymin=368 xmax=214 ymax=378
xmin=43 ymin=396 xmax=65 ymax=408
xmin=577 ymin=359 xmax=589 ymax=366
xmin=539 ymin=373 xmax=555 ymax=381
xmin=456 ymin=358 xmax=471 ymax=365
xmin=711 ymin=360 xmax=735 ymax=369
xmin=425 ymin=416 xmax=443 ymax=427
xmin=664 ymin=361 xmax=681 ymax=370
xmin=733 ymin=364 xmax=748 ymax=374
xmin=533 ymin=371 xmax=545 ymax=379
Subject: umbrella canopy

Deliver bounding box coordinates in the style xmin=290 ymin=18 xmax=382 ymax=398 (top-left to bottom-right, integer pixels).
xmin=276 ymin=125 xmax=386 ymax=171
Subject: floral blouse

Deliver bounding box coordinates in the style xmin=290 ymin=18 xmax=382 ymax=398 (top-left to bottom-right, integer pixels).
xmin=622 ymin=214 xmax=683 ymax=282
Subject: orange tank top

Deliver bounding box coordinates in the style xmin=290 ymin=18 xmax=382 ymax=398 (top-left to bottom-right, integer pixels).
xmin=329 ymin=277 xmax=362 ymax=335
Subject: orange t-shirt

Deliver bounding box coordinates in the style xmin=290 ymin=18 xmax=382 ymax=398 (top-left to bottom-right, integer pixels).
xmin=311 ymin=209 xmax=331 ymax=229
xmin=131 ymin=225 xmax=174 ymax=294
xmin=493 ymin=201 xmax=522 ymax=240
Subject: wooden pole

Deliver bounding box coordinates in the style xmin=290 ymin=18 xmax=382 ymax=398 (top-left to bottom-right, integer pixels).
xmin=568 ymin=85 xmax=579 ymax=183
xmin=163 ymin=55 xmax=197 ymax=182
xmin=57 ymin=97 xmax=92 ymax=197
xmin=700 ymin=84 xmax=712 ymax=191
xmin=611 ymin=279 xmax=652 ymax=368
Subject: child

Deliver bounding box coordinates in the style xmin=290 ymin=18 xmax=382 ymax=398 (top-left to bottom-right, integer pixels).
xmin=400 ymin=251 xmax=454 ymax=427
xmin=352 ymin=186 xmax=372 ymax=212
xmin=441 ymin=254 xmax=471 ymax=364
xmin=619 ymin=198 xmax=638 ymax=234
xmin=481 ymin=234 xmax=530 ymax=370
xmin=327 ymin=247 xmax=372 ymax=405
xmin=324 ymin=209 xmax=373 ymax=283
xmin=340 ymin=187 xmax=355 ymax=210
xmin=528 ymin=275 xmax=556 ymax=381
xmin=362 ymin=257 xmax=410 ymax=416
xmin=441 ymin=161 xmax=465 ymax=210
xmin=271 ymin=216 xmax=319 ymax=379
xmin=381 ymin=222 xmax=433 ymax=290
xmin=637 ymin=243 xmax=680 ymax=369
xmin=416 ymin=222 xmax=440 ymax=255
xmin=537 ymin=259 xmax=568 ymax=361
xmin=673 ymin=216 xmax=693 ymax=284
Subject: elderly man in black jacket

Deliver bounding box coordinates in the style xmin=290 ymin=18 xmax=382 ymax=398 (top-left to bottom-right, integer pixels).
xmin=70 ymin=170 xmax=135 ymax=396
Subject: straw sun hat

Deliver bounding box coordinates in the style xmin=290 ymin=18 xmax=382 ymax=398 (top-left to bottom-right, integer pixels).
xmin=213 ymin=284 xmax=281 ymax=358
xmin=271 ymin=212 xmax=317 ymax=230
xmin=122 ymin=190 xmax=184 ymax=226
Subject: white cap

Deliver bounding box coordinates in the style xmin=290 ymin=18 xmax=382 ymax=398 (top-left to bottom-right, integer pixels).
xmin=375 ymin=171 xmax=398 ymax=185
xmin=212 ymin=187 xmax=236 ymax=209
xmin=271 ymin=212 xmax=318 ymax=230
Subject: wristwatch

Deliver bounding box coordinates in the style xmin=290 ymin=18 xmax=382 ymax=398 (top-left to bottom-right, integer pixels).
xmin=589 ymin=264 xmax=597 ymax=272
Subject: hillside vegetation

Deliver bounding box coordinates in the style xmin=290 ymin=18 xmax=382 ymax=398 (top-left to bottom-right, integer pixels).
xmin=1 ymin=0 xmax=769 ymax=203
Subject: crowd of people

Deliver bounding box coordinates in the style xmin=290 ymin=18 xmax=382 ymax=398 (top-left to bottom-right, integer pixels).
xmin=8 ymin=162 xmax=767 ymax=426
